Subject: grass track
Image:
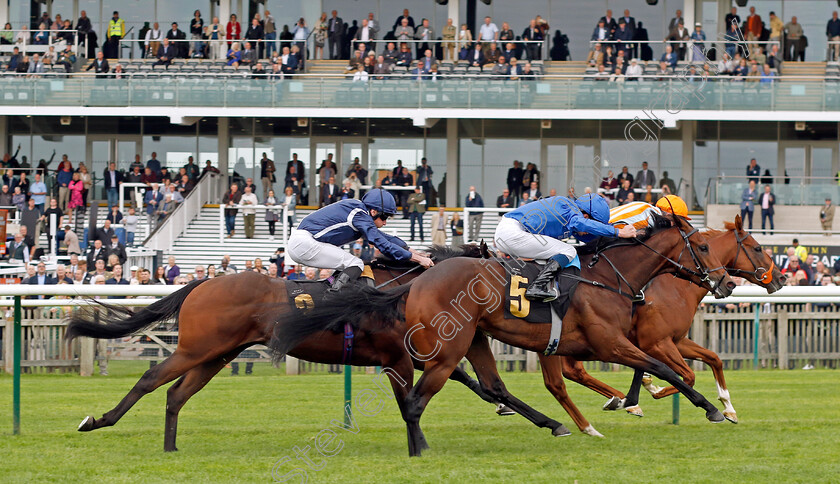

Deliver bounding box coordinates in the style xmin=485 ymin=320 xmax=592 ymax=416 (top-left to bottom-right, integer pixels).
xmin=1 ymin=361 xmax=838 ymax=483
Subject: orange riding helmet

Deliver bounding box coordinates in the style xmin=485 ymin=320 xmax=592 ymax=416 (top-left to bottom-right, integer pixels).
xmin=656 ymin=195 xmax=691 ymax=220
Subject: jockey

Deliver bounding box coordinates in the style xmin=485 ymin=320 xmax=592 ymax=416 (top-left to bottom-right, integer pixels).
xmin=288 ymin=188 xmax=434 ymax=292
xmin=610 ymin=195 xmax=691 ymax=229
xmin=494 ymin=193 xmax=637 ymax=302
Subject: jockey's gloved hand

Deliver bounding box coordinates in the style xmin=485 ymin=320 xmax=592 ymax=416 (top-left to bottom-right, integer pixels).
xmin=617 ymin=225 xmax=637 ymax=238
xmin=412 ymin=253 xmax=434 ymax=268
xmin=409 ymin=248 xmax=431 ymax=257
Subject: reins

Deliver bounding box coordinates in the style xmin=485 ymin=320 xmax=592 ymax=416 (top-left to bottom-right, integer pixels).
xmin=724 ymin=229 xmax=775 ymax=284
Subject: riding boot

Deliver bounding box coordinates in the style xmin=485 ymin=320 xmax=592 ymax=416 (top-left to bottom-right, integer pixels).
xmin=524 ymin=259 xmax=561 ymax=302
xmin=328 ymin=266 xmax=363 ymax=293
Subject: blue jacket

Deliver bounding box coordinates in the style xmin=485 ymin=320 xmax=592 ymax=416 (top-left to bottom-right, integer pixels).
xmin=56 ymin=169 xmax=73 ymax=187
xmin=741 ymin=187 xmax=757 ymax=211
xmin=297 ymin=199 xmax=412 ymax=261
xmin=504 ymin=196 xmax=618 ymax=243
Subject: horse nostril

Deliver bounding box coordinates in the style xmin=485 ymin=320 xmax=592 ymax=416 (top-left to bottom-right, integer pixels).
xmin=779 ymin=275 xmax=788 ymax=284
xmin=726 ymin=281 xmax=737 ymax=290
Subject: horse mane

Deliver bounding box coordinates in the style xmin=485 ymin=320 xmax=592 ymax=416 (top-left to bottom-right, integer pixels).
xmin=370 ymin=244 xmax=484 ymax=269
xmin=703 ymin=221 xmax=737 ymax=239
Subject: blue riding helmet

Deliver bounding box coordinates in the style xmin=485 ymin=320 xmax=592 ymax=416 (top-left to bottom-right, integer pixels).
xmin=574 ymin=193 xmax=610 ymax=224
xmin=362 ymin=188 xmax=398 ymax=215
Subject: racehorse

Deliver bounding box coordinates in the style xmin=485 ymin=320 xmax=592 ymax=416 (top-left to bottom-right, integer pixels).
xmin=271 ymin=213 xmax=736 ymax=456
xmin=65 ymin=245 xmax=562 ymax=452
xmin=560 ymin=216 xmax=784 ymax=423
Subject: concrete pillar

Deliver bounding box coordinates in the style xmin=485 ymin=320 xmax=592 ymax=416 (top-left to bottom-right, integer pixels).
xmin=79 ymin=337 xmax=94 ymax=376
xmin=286 ymin=356 xmax=300 ymax=375
xmin=448 ymin=0 xmax=460 ymax=31
xmin=217 ymin=117 xmax=229 ymax=189
xmin=218 ymin=0 xmax=231 ymax=28
xmin=446 ymin=118 xmax=458 ymax=206
xmin=0 ymin=0 xmax=9 ymax=25
xmin=0 ymin=116 xmax=7 ymax=156
xmin=683 ymin=0 xmax=696 ymax=34
xmin=681 ymin=120 xmax=695 ymax=209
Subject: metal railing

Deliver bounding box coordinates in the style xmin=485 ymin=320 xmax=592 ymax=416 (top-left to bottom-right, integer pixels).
xmin=145 ymin=172 xmax=220 ymax=251
xmin=118 ymin=38 xmax=309 ymax=62
xmin=713 ymin=176 xmax=840 ymax=206
xmin=0 ymin=28 xmax=82 ymax=57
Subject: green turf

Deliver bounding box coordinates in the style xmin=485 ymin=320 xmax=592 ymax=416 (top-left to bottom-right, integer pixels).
xmin=1 ymin=361 xmax=837 ymax=483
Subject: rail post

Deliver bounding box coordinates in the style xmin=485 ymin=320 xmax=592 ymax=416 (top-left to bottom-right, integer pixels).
xmin=671 ymin=394 xmax=679 ymax=425
xmin=12 ymin=295 xmax=21 ymax=435
xmin=753 ymin=303 xmax=760 ymax=369
xmin=344 ymin=364 xmax=352 ymax=425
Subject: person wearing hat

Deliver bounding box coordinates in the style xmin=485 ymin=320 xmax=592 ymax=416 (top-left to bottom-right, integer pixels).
xmin=107 ymin=233 xmax=127 ymax=266
xmin=625 ymin=58 xmax=642 ymax=80
xmin=690 ymin=22 xmax=706 ymax=60
xmin=820 ymin=198 xmax=835 ymax=235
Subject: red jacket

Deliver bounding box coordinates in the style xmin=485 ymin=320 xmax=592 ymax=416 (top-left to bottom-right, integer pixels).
xmin=226 ymin=21 xmax=241 ymax=41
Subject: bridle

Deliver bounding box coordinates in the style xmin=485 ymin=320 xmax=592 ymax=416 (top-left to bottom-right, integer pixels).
xmin=580 ymin=220 xmax=722 ymax=301
xmin=724 ymin=229 xmax=775 ymax=285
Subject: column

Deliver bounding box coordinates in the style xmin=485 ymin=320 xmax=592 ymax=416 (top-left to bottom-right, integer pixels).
xmin=448 ymin=0 xmax=460 ymax=31
xmin=217 ymin=117 xmax=230 ymax=190
xmin=683 ymin=0 xmax=696 ymax=35
xmin=0 ymin=0 xmax=9 ymax=25
xmin=0 ymin=116 xmax=7 ymax=156
xmin=681 ymin=120 xmax=695 ymax=209
xmin=446 ymin=119 xmax=458 ymax=207
xmin=218 ymin=0 xmax=231 ymax=30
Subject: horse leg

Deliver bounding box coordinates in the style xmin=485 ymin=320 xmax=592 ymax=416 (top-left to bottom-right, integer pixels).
xmin=390 ymin=355 xmax=431 ymax=456
xmin=464 ymin=334 xmax=571 ymax=436
xmin=599 ymin=337 xmax=725 ymax=423
xmin=676 ymin=338 xmax=737 ymax=423
xmin=616 ymin=370 xmax=646 ymax=417
xmin=403 ymin=359 xmax=461 ymax=457
xmin=164 ymin=351 xmax=238 ymax=452
xmin=560 ymin=356 xmax=640 ymax=416
xmin=538 ymin=354 xmax=603 ymax=436
xmin=642 ymin=340 xmax=697 ymax=400
xmin=78 ymin=351 xmax=200 ymax=432
xmin=444 ymin=363 xmax=514 ymax=415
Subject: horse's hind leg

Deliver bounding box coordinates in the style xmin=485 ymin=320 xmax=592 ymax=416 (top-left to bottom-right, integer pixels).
xmin=538 ymin=355 xmax=603 ymax=436
xmin=78 ymin=351 xmax=200 ymax=432
xmin=443 ymin=360 xmax=514 ymax=415
xmin=675 ymin=338 xmax=737 ymax=423
xmin=465 ymin=334 xmax=571 ymax=436
xmin=164 ymin=350 xmax=238 ymax=452
xmin=560 ymin=356 xmax=641 ymax=416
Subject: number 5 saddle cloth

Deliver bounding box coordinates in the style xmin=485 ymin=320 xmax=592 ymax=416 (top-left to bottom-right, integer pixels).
xmin=502 ymin=260 xmax=580 ymax=324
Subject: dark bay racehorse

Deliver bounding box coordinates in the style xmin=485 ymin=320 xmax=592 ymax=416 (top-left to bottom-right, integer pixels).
xmin=561 ymin=216 xmax=784 ymax=423
xmin=272 ymin=214 xmax=736 ymax=456
xmin=66 ymin=246 xmax=551 ymax=452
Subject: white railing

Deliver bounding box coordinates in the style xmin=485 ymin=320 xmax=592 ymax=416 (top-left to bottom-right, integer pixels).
xmin=0 ymin=28 xmax=82 ymax=57
xmin=117 ymin=182 xmax=148 ymax=211
xmin=218 ymin=203 xmax=290 ymax=245
xmin=701 ymin=285 xmax=840 ymax=304
xmin=144 ymin=173 xmax=221 ymax=251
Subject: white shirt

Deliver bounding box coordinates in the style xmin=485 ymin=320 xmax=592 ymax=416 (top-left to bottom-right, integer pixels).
xmin=240 ymin=192 xmax=258 ymax=215
xmin=762 ymin=193 xmax=770 ymax=209
xmin=626 ymin=64 xmax=643 ymax=76
xmin=596 ymin=27 xmax=607 ymax=40
xmin=353 ymin=70 xmax=369 ymax=82
xmin=360 ymin=27 xmax=370 ymax=41
xmin=479 ymin=23 xmax=498 ymax=41
xmin=145 ymin=29 xmax=163 ymax=43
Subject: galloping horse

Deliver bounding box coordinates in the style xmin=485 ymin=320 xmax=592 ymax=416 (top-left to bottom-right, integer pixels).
xmin=272 ymin=213 xmax=736 ymax=456
xmin=67 ymin=246 xmax=555 ymax=452
xmin=560 ymin=216 xmax=784 ymax=422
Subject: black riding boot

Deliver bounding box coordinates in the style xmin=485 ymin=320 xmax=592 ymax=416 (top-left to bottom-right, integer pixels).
xmin=524 ymin=259 xmax=562 ymax=302
xmin=328 ymin=266 xmax=363 ymax=293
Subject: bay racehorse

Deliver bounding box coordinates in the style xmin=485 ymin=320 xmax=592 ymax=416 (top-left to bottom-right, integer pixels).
xmin=272 ymin=213 xmax=736 ymax=456
xmin=65 ymin=246 xmax=564 ymax=452
xmin=561 ymin=216 xmax=784 ymax=423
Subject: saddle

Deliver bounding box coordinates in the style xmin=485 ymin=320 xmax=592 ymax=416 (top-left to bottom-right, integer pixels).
xmin=501 ymin=258 xmax=580 ymax=324
xmin=284 ymin=266 xmax=376 ymax=310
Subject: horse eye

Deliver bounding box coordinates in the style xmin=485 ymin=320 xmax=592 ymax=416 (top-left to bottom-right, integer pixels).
xmin=699 ymin=245 xmax=709 ymax=252
xmin=754 ymin=246 xmax=762 ymax=252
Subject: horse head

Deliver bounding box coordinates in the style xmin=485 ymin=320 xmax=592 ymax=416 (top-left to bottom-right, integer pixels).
xmin=710 ymin=214 xmax=784 ymax=293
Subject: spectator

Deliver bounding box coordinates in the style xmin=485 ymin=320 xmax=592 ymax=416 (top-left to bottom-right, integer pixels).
xmin=11 ymin=185 xmax=24 ymax=213
xmin=457 ymin=24 xmax=473 ymax=59
xmin=690 ymin=22 xmax=706 ymax=58
xmin=320 ymin=175 xmax=339 ymax=207
xmin=55 ymin=44 xmax=76 ymax=72
xmin=523 ymin=19 xmax=543 ymax=61
xmin=107 ymin=234 xmax=127 ymax=266
xmin=828 ymin=12 xmax=840 ymax=62
xmin=587 ymin=43 xmax=604 ymax=66
xmin=666 ymin=20 xmax=689 ymax=60
xmin=144 ymin=22 xmax=163 ymax=58
xmin=280 ymin=45 xmax=298 ymax=74
xmin=745 ymin=6 xmax=762 ymax=49
xmin=29 ymin=173 xmax=47 ymax=213
xmin=94 ymin=219 xmax=116 ymax=245
xmin=785 ymin=16 xmax=804 ymax=61
xmin=754 ymin=184 xmax=775 ymax=234
xmin=395 ymin=17 xmax=414 ymax=42
xmin=625 ymin=58 xmax=642 ymax=80
xmin=26 ymin=261 xmax=55 ymax=298
xmin=465 ymin=185 xmax=484 ymax=241
xmin=522 ymin=162 xmax=540 ymax=189
xmin=485 ymin=42 xmax=502 ymax=65
xmin=616 ymin=179 xmax=632 ymax=205
xmin=106 ymin=264 xmax=129 ymax=286
xmin=343 ymin=172 xmax=362 ymax=199
xmin=339 ymin=180 xmax=355 ymax=200
xmin=633 ymin=162 xmax=656 ymax=189
xmin=7 ymin=233 xmax=29 ymax=263
xmin=62 ymin=225 xmax=81 ymax=256
xmin=155 ymin=194 xmax=175 ymax=225
xmin=407 ymin=186 xmax=425 ymax=242
xmin=820 ymin=198 xmax=835 ymax=235
xmin=86 ymin=239 xmax=108 ymax=269
xmin=54 ymin=264 xmax=74 ymax=285
xmin=769 ymin=12 xmax=784 ymax=46
xmin=442 ymin=18 xmax=457 ymax=61
xmin=450 ymin=212 xmax=464 ymax=246
xmin=767 ymin=43 xmax=783 ymax=72
xmin=497 ymin=188 xmax=514 ymax=215
xmin=414 ymin=18 xmax=434 ymax=59
xmin=467 ymin=42 xmax=485 ymax=68
xmin=396 ymin=167 xmax=414 ymax=218
xmin=202 ymin=160 xmax=220 ymax=177
xmin=327 ymin=10 xmax=344 ymax=60
xmin=525 ymin=181 xmax=541 ymax=200
xmin=144 ymin=183 xmax=163 ymax=227
xmin=239 ymin=185 xmax=258 ymax=239
xmin=240 ymin=41 xmax=257 ymax=67
xmin=746 ymin=158 xmax=761 ymax=183
xmin=106 ymin=204 xmax=123 ymax=225
xmin=263 ymin=189 xmax=279 ymax=241
xmin=27 ymin=53 xmax=45 ymax=77
xmin=616 ymin=166 xmax=634 ymax=186
xmin=430 ymin=207 xmax=448 ymax=246
xmin=225 ymin=13 xmax=241 ymax=50
xmin=244 ymin=17 xmax=263 ymax=58
xmin=600 ymin=171 xmax=618 ymax=199
xmin=226 ymin=41 xmax=242 ymax=66
xmin=660 ymin=45 xmax=677 ymax=68
xmin=312 ymin=12 xmax=327 ymax=60
xmin=723 ymin=21 xmax=741 ymax=59
xmin=373 ymin=55 xmax=390 ymax=79
xmin=519 ymin=191 xmax=532 ymax=206
xmin=479 ymin=16 xmax=499 ymax=53
xmin=741 ymin=179 xmax=757 ymax=230
xmin=659 ymin=171 xmax=676 ymax=195
xmin=760 ymin=63 xmax=777 ymax=83
xmin=163 ymin=256 xmax=179 ymax=284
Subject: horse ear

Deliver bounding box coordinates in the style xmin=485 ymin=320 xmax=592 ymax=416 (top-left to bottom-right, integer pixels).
xmin=735 ymin=214 xmax=743 ymax=231
xmin=480 ymin=240 xmax=491 ymax=258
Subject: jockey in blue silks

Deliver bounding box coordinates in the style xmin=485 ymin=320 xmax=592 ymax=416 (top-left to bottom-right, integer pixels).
xmin=288 ymin=188 xmax=433 ymax=292
xmin=494 ymin=193 xmax=637 ymax=302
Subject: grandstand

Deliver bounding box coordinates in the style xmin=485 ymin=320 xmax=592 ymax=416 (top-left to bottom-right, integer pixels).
xmin=0 ymin=0 xmax=838 ymax=280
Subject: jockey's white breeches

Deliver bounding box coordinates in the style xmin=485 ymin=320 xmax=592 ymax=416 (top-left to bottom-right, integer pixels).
xmin=287 ymin=229 xmax=364 ymax=270
xmin=493 ymin=217 xmax=577 ymax=261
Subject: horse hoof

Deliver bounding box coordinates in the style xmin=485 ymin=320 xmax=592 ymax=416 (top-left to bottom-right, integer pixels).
xmin=552 ymin=424 xmax=572 ymax=437
xmin=582 ymin=425 xmax=605 ymax=438
xmin=495 ymin=404 xmax=516 ymax=416
xmin=624 ymin=405 xmax=644 ymax=417
xmin=164 ymin=447 xmax=179 ymax=452
xmin=706 ymin=409 xmax=725 ymax=423
xmin=602 ymin=396 xmax=621 ymax=411
xmin=724 ymin=411 xmax=739 ymax=424
xmin=78 ymin=416 xmax=95 ymax=432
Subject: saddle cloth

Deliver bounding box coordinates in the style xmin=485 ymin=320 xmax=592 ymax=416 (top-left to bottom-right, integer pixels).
xmin=502 ymin=259 xmax=580 ymax=323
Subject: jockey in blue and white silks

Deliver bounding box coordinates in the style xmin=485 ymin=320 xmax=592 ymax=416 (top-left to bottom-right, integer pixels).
xmin=494 ymin=193 xmax=637 ymax=302
xmin=288 ymin=188 xmax=433 ymax=291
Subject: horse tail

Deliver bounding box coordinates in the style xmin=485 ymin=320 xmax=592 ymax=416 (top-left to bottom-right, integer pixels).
xmin=269 ymin=283 xmax=412 ymax=362
xmin=65 ymin=278 xmax=211 ymax=341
